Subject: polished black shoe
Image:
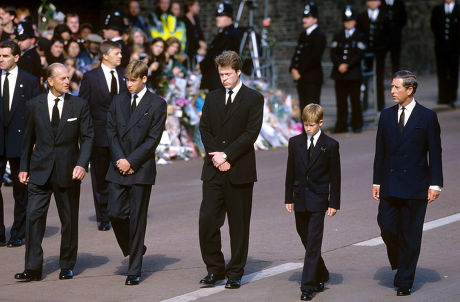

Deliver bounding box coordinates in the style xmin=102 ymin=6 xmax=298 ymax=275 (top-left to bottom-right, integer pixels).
xmin=143 ymin=245 xmax=147 ymax=255
xmin=59 ymin=268 xmax=73 ymax=280
xmin=300 ymin=289 xmax=314 ymax=301
xmin=312 ymin=282 xmax=325 ymax=292
xmin=14 ymin=270 xmax=42 ymax=281
xmin=396 ymin=288 xmax=411 ymax=296
xmin=7 ymin=237 xmax=23 ymax=247
xmin=98 ymin=221 xmax=111 ymax=231
xmin=225 ymin=279 xmax=241 ymax=289
xmin=0 ymin=239 xmax=6 ymax=247
xmin=125 ymin=275 xmax=140 ymax=285
xmin=199 ymin=273 xmax=225 ymax=285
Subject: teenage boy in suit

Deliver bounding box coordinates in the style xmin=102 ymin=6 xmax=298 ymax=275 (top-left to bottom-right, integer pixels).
xmin=285 ymin=104 xmax=341 ymax=301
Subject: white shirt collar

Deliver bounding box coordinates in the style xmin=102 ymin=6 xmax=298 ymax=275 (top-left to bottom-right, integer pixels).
xmin=346 ymin=28 xmax=356 ymax=38
xmin=306 ymin=24 xmax=318 ymax=36
xmin=101 ymin=62 xmax=116 ymax=74
xmin=368 ymin=8 xmax=379 ymax=21
xmin=308 ymin=129 xmax=321 ymax=147
xmin=47 ymin=91 xmax=65 ymax=119
xmin=226 ymin=79 xmax=243 ymax=103
xmin=2 ymin=65 xmax=18 ymax=77
xmin=445 ymin=2 xmax=455 ymax=14
xmin=399 ymin=98 xmax=416 ymax=112
xmin=132 ymin=86 xmax=147 ymax=105
xmin=386 ymin=0 xmax=394 ymax=6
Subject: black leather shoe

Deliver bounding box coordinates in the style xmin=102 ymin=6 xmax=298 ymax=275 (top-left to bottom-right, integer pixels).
xmin=7 ymin=238 xmax=23 ymax=247
xmin=14 ymin=270 xmax=42 ymax=281
xmin=396 ymin=288 xmax=411 ymax=296
xmin=125 ymin=275 xmax=140 ymax=285
xmin=59 ymin=269 xmax=73 ymax=280
xmin=225 ymin=279 xmax=241 ymax=289
xmin=300 ymin=289 xmax=314 ymax=301
xmin=143 ymin=245 xmax=147 ymax=255
xmin=312 ymin=282 xmax=325 ymax=292
xmin=0 ymin=239 xmax=6 ymax=247
xmin=199 ymin=273 xmax=225 ymax=285
xmin=98 ymin=221 xmax=111 ymax=231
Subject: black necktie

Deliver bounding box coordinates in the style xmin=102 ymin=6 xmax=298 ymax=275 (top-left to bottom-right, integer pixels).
xmin=110 ymin=70 xmax=117 ymax=98
xmin=131 ymin=94 xmax=138 ymax=113
xmin=2 ymin=72 xmax=9 ymax=127
xmin=308 ymin=136 xmax=314 ymax=161
xmin=225 ymin=90 xmax=233 ymax=114
xmin=398 ymin=107 xmax=405 ymax=133
xmin=51 ymin=98 xmax=60 ymax=135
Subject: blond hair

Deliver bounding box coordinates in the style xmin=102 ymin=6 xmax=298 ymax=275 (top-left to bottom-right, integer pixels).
xmin=301 ymin=103 xmax=323 ymax=123
xmin=125 ymin=60 xmax=148 ymax=79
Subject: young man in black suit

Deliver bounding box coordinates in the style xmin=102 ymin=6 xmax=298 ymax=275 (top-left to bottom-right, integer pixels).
xmin=290 ymin=2 xmax=327 ymax=112
xmin=79 ymin=41 xmax=127 ymax=231
xmin=198 ymin=50 xmax=264 ymax=289
xmin=285 ymin=104 xmax=341 ymax=301
xmin=15 ymin=63 xmax=94 ymax=281
xmin=0 ymin=40 xmax=41 ymax=248
xmin=106 ymin=60 xmax=166 ymax=286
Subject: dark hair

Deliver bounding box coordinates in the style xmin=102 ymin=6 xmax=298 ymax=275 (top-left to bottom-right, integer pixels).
xmin=53 ymin=24 xmax=72 ymax=40
xmin=215 ymin=50 xmax=242 ymax=71
xmin=393 ymin=70 xmax=418 ymax=96
xmin=80 ymin=23 xmax=93 ymax=32
xmin=0 ymin=40 xmax=20 ymax=56
xmin=184 ymin=0 xmax=198 ymax=13
xmin=0 ymin=6 xmax=16 ymax=17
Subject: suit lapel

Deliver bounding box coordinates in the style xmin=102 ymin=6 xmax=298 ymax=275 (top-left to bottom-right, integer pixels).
xmin=298 ymin=134 xmax=309 ymax=170
xmin=216 ymin=89 xmax=226 ymax=124
xmin=223 ymin=85 xmax=245 ymax=125
xmin=306 ymin=132 xmax=326 ymax=172
xmin=56 ymin=94 xmax=73 ymax=141
xmin=7 ymin=70 xmax=23 ymax=125
xmin=97 ymin=67 xmax=111 ymax=95
xmin=38 ymin=95 xmax=54 ymax=140
xmin=400 ymin=102 xmax=422 ymax=140
xmin=124 ymin=92 xmax=152 ymax=135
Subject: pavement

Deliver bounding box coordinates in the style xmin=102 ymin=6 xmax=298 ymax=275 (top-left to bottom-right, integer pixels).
xmin=0 ymin=75 xmax=458 ymax=302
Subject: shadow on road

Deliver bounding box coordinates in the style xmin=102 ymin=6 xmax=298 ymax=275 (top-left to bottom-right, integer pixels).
xmin=44 ymin=226 xmax=59 ymax=238
xmin=373 ymin=266 xmax=441 ymax=291
xmin=115 ymin=254 xmax=180 ymax=281
xmin=288 ymin=271 xmax=343 ymax=288
xmin=42 ymin=253 xmax=110 ymax=278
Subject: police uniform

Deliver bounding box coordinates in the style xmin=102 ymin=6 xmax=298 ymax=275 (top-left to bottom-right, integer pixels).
xmin=290 ymin=2 xmax=327 ymax=112
xmin=357 ymin=4 xmax=390 ymax=111
xmin=200 ymin=2 xmax=241 ymax=91
xmin=381 ymin=0 xmax=407 ymax=74
xmin=104 ymin=12 xmax=131 ymax=68
xmin=16 ymin=20 xmax=42 ymax=80
xmin=431 ymin=1 xmax=460 ymax=106
xmin=330 ymin=7 xmax=366 ymax=133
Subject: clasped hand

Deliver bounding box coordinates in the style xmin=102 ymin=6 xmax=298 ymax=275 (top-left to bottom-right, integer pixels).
xmin=117 ymin=159 xmax=135 ymax=175
xmin=209 ymin=152 xmax=231 ymax=172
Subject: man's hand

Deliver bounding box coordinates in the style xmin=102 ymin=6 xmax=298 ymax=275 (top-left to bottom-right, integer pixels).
xmin=291 ymin=68 xmax=301 ymax=81
xmin=18 ymin=172 xmax=29 ymax=184
xmin=285 ymin=203 xmax=293 ymax=213
xmin=427 ymin=189 xmax=440 ymax=203
xmin=127 ymin=168 xmax=135 ymax=175
xmin=72 ymin=166 xmax=86 ymax=180
xmin=372 ymin=185 xmax=380 ymax=200
xmin=218 ymin=161 xmax=231 ymax=172
xmin=117 ymin=159 xmax=131 ymax=174
xmin=209 ymin=152 xmax=226 ymax=167
xmin=327 ymin=207 xmax=337 ymax=216
xmin=338 ymin=63 xmax=349 ymax=74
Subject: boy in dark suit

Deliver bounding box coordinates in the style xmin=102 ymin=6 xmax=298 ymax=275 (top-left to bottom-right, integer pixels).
xmin=106 ymin=60 xmax=166 ymax=286
xmin=285 ymin=104 xmax=341 ymax=301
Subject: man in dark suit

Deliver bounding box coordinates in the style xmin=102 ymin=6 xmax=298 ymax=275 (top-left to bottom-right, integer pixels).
xmin=16 ymin=20 xmax=42 ymax=80
xmin=14 ymin=63 xmax=94 ymax=281
xmin=372 ymin=70 xmax=443 ymax=296
xmin=285 ymin=104 xmax=341 ymax=301
xmin=199 ymin=51 xmax=263 ymax=289
xmin=431 ymin=0 xmax=460 ymax=107
xmin=290 ymin=2 xmax=327 ymax=112
xmin=106 ymin=60 xmax=166 ymax=285
xmin=102 ymin=12 xmax=131 ymax=68
xmin=79 ymin=40 xmax=127 ymax=231
xmin=198 ymin=1 xmax=241 ymax=91
xmin=0 ymin=41 xmax=41 ymax=248
xmin=381 ymin=0 xmax=407 ymax=74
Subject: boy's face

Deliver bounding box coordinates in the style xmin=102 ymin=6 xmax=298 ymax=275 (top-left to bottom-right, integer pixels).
xmin=303 ymin=120 xmax=323 ymax=137
xmin=126 ymin=75 xmax=147 ymax=94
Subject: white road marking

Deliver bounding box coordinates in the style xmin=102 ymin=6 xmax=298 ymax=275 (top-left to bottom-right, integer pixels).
xmin=354 ymin=213 xmax=460 ymax=246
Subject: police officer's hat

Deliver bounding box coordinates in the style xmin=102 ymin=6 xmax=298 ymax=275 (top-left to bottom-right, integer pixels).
xmin=103 ymin=12 xmax=125 ymax=32
xmin=216 ymin=1 xmax=233 ymax=18
xmin=303 ymin=2 xmax=319 ymax=19
xmin=16 ymin=20 xmax=36 ymax=41
xmin=343 ymin=6 xmax=357 ymax=22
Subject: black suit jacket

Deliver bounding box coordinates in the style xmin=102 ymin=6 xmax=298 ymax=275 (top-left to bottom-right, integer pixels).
xmin=0 ymin=69 xmax=41 ymax=158
xmin=18 ymin=47 xmax=42 ymax=79
xmin=330 ymin=29 xmax=366 ymax=81
xmin=357 ymin=9 xmax=390 ymax=54
xmin=290 ymin=27 xmax=327 ymax=84
xmin=20 ymin=93 xmax=94 ymax=188
xmin=381 ymin=0 xmax=407 ymax=42
xmin=199 ymin=84 xmax=264 ymax=184
xmin=285 ymin=132 xmax=341 ymax=212
xmin=105 ymin=90 xmax=166 ymax=185
xmin=431 ymin=1 xmax=460 ymax=52
xmin=79 ymin=66 xmax=127 ymax=147
xmin=373 ymin=102 xmax=443 ymax=199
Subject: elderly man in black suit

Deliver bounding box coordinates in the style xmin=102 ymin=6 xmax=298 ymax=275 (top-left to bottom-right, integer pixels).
xmin=79 ymin=41 xmax=127 ymax=231
xmin=14 ymin=63 xmax=94 ymax=281
xmin=0 ymin=41 xmax=41 ymax=248
xmin=198 ymin=51 xmax=264 ymax=289
xmin=106 ymin=60 xmax=166 ymax=286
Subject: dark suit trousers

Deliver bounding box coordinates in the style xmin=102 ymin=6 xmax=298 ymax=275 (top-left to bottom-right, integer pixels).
xmin=297 ymin=79 xmax=322 ymax=113
xmin=108 ymin=182 xmax=152 ymax=276
xmin=363 ymin=53 xmax=386 ymax=111
xmin=90 ymin=147 xmax=110 ymax=223
xmin=199 ymin=172 xmax=253 ymax=279
xmin=435 ymin=49 xmax=459 ymax=104
xmin=294 ymin=211 xmax=329 ymax=291
xmin=377 ymin=197 xmax=428 ymax=289
xmin=0 ymin=157 xmax=28 ymax=241
xmin=385 ymin=37 xmax=402 ymax=74
xmin=334 ymin=80 xmax=363 ymax=132
xmin=25 ymin=175 xmax=80 ymax=272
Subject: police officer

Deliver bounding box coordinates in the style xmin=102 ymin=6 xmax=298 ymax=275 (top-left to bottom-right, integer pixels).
xmin=16 ymin=20 xmax=42 ymax=80
xmin=102 ymin=12 xmax=130 ymax=68
xmin=381 ymin=0 xmax=407 ymax=74
xmin=197 ymin=1 xmax=241 ymax=91
xmin=357 ymin=0 xmax=390 ymax=111
xmin=431 ymin=0 xmax=460 ymax=107
xmin=290 ymin=2 xmax=327 ymax=113
xmin=331 ymin=6 xmax=366 ymax=133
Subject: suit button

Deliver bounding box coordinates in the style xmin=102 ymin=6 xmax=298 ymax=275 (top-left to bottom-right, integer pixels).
xmin=390 ymin=169 xmax=394 ymax=172
xmin=222 ymin=140 xmax=226 ymax=144
xmin=18 ymin=130 xmax=21 ymax=133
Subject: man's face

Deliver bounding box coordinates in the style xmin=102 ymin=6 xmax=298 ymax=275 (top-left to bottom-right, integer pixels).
xmin=302 ymin=16 xmax=317 ymax=29
xmin=366 ymin=0 xmax=381 ymax=10
xmin=48 ymin=65 xmax=70 ymax=96
xmin=126 ymin=75 xmax=147 ymax=94
xmin=88 ymin=41 xmax=100 ymax=54
xmin=103 ymin=47 xmax=122 ymax=68
xmin=50 ymin=40 xmax=64 ymax=57
xmin=303 ymin=120 xmax=323 ymax=137
xmin=218 ymin=65 xmax=241 ymax=90
xmin=216 ymin=16 xmax=232 ymax=29
xmin=66 ymin=16 xmax=79 ymax=34
xmin=158 ymin=0 xmax=170 ymax=13
xmin=128 ymin=1 xmax=140 ymax=16
xmin=103 ymin=28 xmax=118 ymax=40
xmin=445 ymin=0 xmax=455 ymax=4
xmin=344 ymin=20 xmax=356 ymax=30
xmin=391 ymin=77 xmax=413 ymax=106
xmin=18 ymin=38 xmax=35 ymax=51
xmin=0 ymin=47 xmax=18 ymax=71
xmin=0 ymin=8 xmax=13 ymax=26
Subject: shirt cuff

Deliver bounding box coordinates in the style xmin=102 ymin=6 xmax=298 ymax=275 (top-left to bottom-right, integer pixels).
xmin=373 ymin=184 xmax=380 ymax=187
xmin=429 ymin=185 xmax=442 ymax=191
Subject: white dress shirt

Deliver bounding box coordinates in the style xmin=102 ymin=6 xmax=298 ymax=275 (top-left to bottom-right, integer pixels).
xmin=306 ymin=24 xmax=318 ymax=36
xmin=131 ymin=86 xmax=147 ymax=107
xmin=386 ymin=0 xmax=394 ymax=6
xmin=101 ymin=63 xmax=119 ymax=94
xmin=368 ymin=8 xmax=380 ymax=21
xmin=47 ymin=91 xmax=64 ymax=120
xmin=225 ymin=80 xmax=242 ymax=105
xmin=345 ymin=28 xmax=356 ymax=39
xmin=307 ymin=129 xmax=321 ymax=149
xmin=1 ymin=66 xmax=18 ymax=111
xmin=445 ymin=2 xmax=455 ymax=14
xmin=398 ymin=98 xmax=416 ymax=126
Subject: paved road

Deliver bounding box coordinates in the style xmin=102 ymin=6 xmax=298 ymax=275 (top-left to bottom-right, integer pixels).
xmin=0 ymin=77 xmax=458 ymax=302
